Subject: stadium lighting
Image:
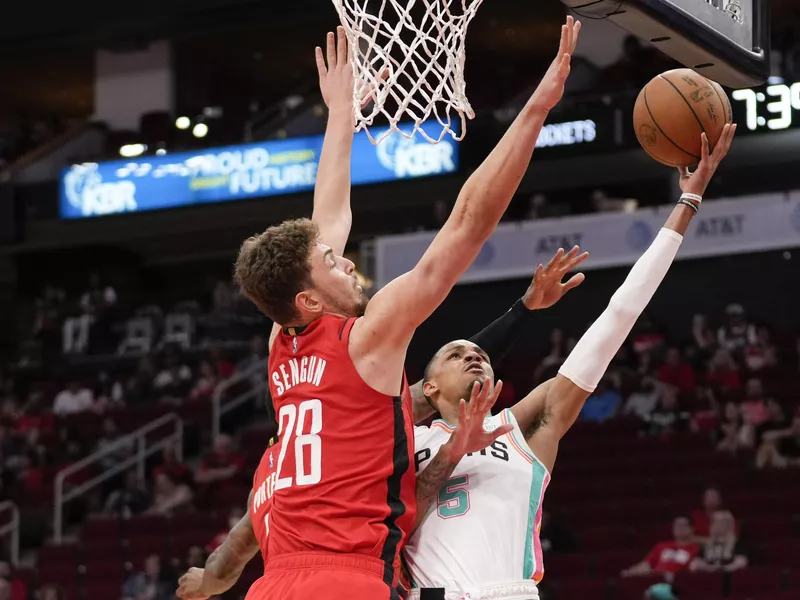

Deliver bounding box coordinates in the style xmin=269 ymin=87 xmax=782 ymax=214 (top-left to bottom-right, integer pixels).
xmin=119 ymin=144 xmax=146 ymax=158
xmin=193 ymin=123 xmax=209 ymax=138
xmin=175 ymin=116 xmax=191 ymax=130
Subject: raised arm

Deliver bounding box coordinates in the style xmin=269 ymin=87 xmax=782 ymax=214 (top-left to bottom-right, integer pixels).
xmin=351 ymin=17 xmax=581 ymax=395
xmin=176 ymin=508 xmax=259 ymax=599
xmin=410 ymin=247 xmax=588 ymax=423
xmin=269 ymin=27 xmax=357 ymax=349
xmin=512 ymin=125 xmax=737 ymax=471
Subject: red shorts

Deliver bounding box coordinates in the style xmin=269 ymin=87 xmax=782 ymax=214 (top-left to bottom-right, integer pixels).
xmin=247 ymin=552 xmax=398 ymax=600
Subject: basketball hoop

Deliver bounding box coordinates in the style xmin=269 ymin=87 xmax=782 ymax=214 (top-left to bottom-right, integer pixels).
xmin=332 ymin=0 xmax=483 ymax=144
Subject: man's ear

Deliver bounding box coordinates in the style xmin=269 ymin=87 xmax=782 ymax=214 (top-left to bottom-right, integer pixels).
xmin=296 ymin=290 xmax=323 ymax=315
xmin=423 ymin=380 xmax=438 ymax=401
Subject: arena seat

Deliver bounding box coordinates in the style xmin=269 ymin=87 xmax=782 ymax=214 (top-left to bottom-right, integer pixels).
xmin=673 ymin=571 xmax=724 ymax=599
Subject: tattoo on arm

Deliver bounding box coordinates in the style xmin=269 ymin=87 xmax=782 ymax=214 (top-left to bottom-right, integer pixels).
xmin=414 ymin=444 xmax=458 ymax=530
xmin=202 ymin=512 xmax=259 ymax=594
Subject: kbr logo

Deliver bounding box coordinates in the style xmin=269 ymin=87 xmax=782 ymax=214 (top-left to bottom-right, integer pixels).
xmin=63 ymin=163 xmax=137 ymax=217
xmin=376 ymin=132 xmax=456 ymax=178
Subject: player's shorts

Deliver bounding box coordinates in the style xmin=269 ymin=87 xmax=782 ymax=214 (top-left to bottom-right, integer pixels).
xmin=255 ymin=552 xmax=399 ymax=600
xmin=408 ymin=581 xmax=540 ymax=600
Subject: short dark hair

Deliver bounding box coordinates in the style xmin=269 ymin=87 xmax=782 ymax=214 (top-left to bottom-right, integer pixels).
xmin=234 ymin=218 xmax=319 ymax=325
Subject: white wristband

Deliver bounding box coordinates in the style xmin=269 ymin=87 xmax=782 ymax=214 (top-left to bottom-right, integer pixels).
xmin=681 ymin=192 xmax=703 ymax=204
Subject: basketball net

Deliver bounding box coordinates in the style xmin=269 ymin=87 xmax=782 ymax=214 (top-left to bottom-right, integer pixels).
xmin=332 ymin=0 xmax=483 ymax=144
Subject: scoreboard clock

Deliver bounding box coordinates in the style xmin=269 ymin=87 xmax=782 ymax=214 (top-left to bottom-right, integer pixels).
xmin=731 ymin=81 xmax=800 ymax=132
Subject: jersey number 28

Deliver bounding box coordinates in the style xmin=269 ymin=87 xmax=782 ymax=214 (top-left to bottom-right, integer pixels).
xmin=275 ymin=399 xmax=322 ymax=490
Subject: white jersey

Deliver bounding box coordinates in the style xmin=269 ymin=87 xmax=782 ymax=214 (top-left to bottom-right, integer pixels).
xmin=405 ymin=409 xmax=551 ymax=596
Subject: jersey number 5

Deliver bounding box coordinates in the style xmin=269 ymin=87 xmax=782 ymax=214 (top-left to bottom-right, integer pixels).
xmin=275 ymin=399 xmax=322 ymax=490
xmin=437 ymin=474 xmax=470 ymax=519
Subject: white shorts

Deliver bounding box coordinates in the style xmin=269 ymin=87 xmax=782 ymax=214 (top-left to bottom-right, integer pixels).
xmin=407 ymin=581 xmax=540 ymax=600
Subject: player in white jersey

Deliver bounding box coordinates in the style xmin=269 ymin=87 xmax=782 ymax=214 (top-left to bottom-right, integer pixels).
xmin=405 ymin=123 xmax=737 ymax=600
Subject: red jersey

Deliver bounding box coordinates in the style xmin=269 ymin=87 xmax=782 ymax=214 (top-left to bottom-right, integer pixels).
xmin=249 ymin=440 xmax=280 ymax=570
xmin=266 ymin=315 xmax=416 ymax=588
xmin=646 ymin=541 xmax=699 ymax=574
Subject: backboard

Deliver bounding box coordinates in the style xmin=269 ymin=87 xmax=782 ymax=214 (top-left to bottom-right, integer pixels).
xmin=559 ymin=0 xmax=770 ymax=87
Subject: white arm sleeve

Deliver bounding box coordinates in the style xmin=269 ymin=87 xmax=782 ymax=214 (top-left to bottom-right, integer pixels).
xmin=558 ymin=227 xmax=683 ymax=393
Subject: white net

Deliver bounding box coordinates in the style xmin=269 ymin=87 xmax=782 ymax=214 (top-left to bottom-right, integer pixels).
xmin=332 ymin=0 xmax=483 ymax=144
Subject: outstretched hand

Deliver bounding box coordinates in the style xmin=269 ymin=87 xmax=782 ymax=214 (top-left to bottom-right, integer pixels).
xmin=447 ymin=381 xmax=514 ymax=461
xmin=677 ymin=123 xmax=737 ymax=196
xmin=315 ymin=27 xmax=355 ymax=113
xmin=523 ymin=245 xmax=589 ymax=310
xmin=531 ymin=15 xmax=581 ymax=112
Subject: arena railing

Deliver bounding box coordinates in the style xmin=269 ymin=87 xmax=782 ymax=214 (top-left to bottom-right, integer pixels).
xmin=0 ymin=502 xmax=20 ymax=565
xmin=211 ymin=359 xmax=269 ymax=441
xmin=53 ymin=412 xmax=183 ymax=544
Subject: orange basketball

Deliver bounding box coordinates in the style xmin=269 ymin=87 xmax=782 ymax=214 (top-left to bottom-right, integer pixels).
xmin=633 ymin=68 xmax=732 ymax=167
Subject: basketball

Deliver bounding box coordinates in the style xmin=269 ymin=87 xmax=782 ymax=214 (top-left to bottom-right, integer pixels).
xmin=633 ymin=68 xmax=732 ymax=167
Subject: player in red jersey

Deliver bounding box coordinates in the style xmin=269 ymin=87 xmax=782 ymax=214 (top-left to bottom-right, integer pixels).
xmin=177 ymin=18 xmax=579 ymax=600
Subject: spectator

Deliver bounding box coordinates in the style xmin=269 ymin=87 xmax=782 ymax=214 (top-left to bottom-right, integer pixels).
xmin=690 ymin=486 xmax=724 ymax=538
xmin=755 ymin=409 xmax=800 ymax=469
xmin=716 ymin=401 xmax=752 ymax=455
xmin=690 ymin=510 xmax=748 ymax=572
xmin=578 ymin=378 xmax=621 ymax=422
xmin=185 ymin=546 xmax=206 ymax=570
xmin=210 ymin=346 xmax=235 ymax=379
xmin=208 ymin=507 xmax=245 ymax=552
xmin=105 ymin=470 xmax=150 ymax=518
xmin=0 ymin=561 xmax=27 ymax=600
xmin=624 ymin=376 xmax=661 ymax=420
xmin=149 ymin=471 xmax=193 ymax=516
xmin=0 ymin=579 xmax=10 ymax=600
xmin=706 ymin=350 xmax=742 ymax=392
xmin=94 ymin=371 xmax=125 ymax=411
xmin=38 ymin=585 xmax=63 ymax=600
xmin=717 ymin=304 xmax=756 ymax=358
xmin=153 ymin=356 xmax=192 ymax=402
xmin=540 ymin=510 xmax=578 ymax=554
xmin=631 ymin=316 xmax=665 ymax=357
xmin=741 ymin=378 xmax=769 ymax=428
xmin=52 ymin=381 xmax=94 ymax=416
xmin=127 ymin=357 xmax=157 ymax=405
xmin=121 ymin=554 xmax=173 ymax=600
xmin=238 ymin=335 xmax=268 ymax=384
xmin=189 ymin=361 xmax=220 ymax=402
xmin=690 ymin=386 xmax=719 ymax=433
xmin=745 ymin=326 xmax=777 ymax=371
xmin=691 ymin=314 xmax=717 ymax=354
xmin=754 ymin=398 xmax=787 ymax=445
xmin=195 ymin=435 xmax=245 ymax=486
xmin=534 ymin=329 xmax=567 ymax=384
xmin=153 ymin=444 xmax=193 ymax=487
xmin=96 ymin=418 xmax=132 ymax=471
xmin=657 ymin=348 xmax=696 ymax=393
xmin=642 ymin=390 xmax=688 ymax=437
xmin=621 ymin=516 xmax=699 ymax=578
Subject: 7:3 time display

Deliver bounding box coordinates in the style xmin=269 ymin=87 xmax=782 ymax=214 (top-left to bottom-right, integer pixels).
xmin=731 ymin=82 xmax=800 ymax=132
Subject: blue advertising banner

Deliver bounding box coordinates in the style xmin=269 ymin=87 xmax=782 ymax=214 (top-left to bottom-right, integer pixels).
xmin=60 ymin=122 xmax=460 ymax=219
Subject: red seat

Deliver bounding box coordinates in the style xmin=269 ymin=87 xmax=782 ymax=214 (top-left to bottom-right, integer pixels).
xmin=123 ymin=515 xmax=168 ymax=538
xmin=553 ymin=577 xmax=609 ymax=599
xmin=544 ymin=554 xmax=592 ymax=580
xmin=37 ymin=544 xmax=79 ymax=567
xmin=673 ymin=571 xmax=724 ymax=599
xmin=84 ymin=581 xmax=124 ymax=600
xmin=730 ymin=566 xmax=785 ymax=595
xmin=81 ymin=518 xmax=121 ymax=542
xmin=614 ymin=574 xmax=666 ymax=600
